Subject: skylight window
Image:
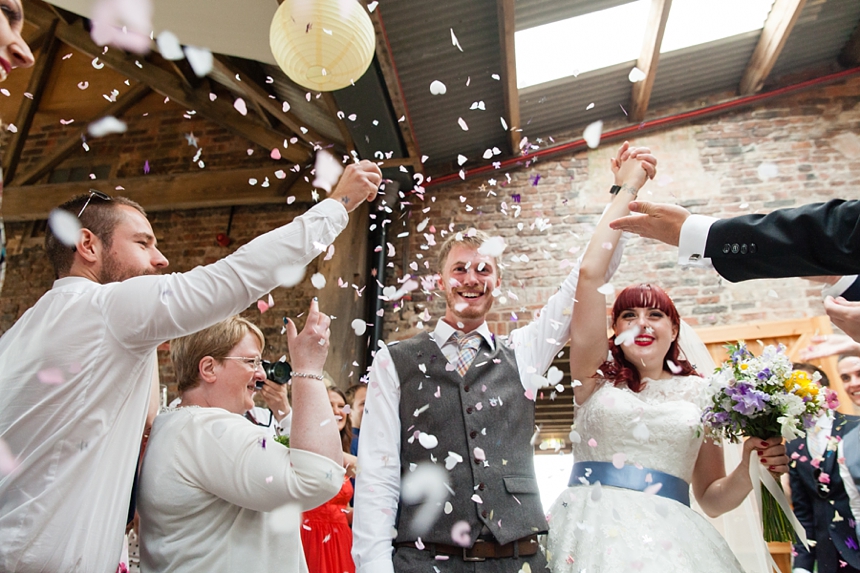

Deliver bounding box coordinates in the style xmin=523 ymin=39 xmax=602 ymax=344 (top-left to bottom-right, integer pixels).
xmin=515 ymin=0 xmax=776 ymax=90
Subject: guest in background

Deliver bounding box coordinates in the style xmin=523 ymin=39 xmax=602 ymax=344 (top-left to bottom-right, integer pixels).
xmin=346 ymin=383 xmax=367 ymax=456
xmin=301 ymin=386 xmax=357 ymax=573
xmin=247 ymin=378 xmax=292 ymax=438
xmin=138 ymin=305 xmax=344 ymax=572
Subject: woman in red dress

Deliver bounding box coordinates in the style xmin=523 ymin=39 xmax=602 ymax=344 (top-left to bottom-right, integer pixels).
xmin=301 ymin=386 xmax=357 ymax=573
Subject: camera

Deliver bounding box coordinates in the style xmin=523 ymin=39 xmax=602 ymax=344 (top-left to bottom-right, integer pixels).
xmin=256 ymin=360 xmax=292 ymax=389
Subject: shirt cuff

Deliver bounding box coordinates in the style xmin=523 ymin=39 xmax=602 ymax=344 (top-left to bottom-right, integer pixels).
xmin=678 ymin=214 xmax=717 ymax=267
xmin=822 ymin=275 xmax=858 ymax=299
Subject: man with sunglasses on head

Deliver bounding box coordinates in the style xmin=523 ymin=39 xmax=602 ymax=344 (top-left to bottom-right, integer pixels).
xmin=0 ymin=161 xmax=381 ymax=573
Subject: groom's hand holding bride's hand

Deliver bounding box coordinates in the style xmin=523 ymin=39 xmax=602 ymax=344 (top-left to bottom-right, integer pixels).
xmin=743 ymin=437 xmax=789 ymax=474
xmin=611 ymin=141 xmax=657 ymax=189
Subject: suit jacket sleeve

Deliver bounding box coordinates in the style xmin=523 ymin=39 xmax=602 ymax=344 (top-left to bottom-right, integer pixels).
xmin=704 ymin=200 xmax=860 ymax=282
xmin=787 ymin=439 xmax=816 ymax=571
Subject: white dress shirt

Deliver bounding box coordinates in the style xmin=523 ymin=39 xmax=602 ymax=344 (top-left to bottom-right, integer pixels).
xmin=138 ymin=407 xmax=343 ymax=573
xmin=0 ymin=199 xmax=348 ymax=573
xmin=353 ymin=245 xmax=625 ymax=573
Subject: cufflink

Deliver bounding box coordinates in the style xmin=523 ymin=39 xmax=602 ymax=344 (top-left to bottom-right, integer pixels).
xmin=688 ymin=254 xmax=702 ymax=261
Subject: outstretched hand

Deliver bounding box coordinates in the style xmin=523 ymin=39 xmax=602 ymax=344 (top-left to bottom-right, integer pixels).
xmin=285 ymin=298 xmax=331 ymax=375
xmin=328 ymin=160 xmax=382 ymax=212
xmin=799 ymin=333 xmax=860 ymax=361
xmin=824 ymin=297 xmax=860 ymax=342
xmin=609 ymin=201 xmax=691 ymax=246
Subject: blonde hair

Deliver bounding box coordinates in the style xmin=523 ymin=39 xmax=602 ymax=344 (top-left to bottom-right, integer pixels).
xmin=171 ymin=316 xmax=265 ymax=394
xmin=435 ymin=229 xmax=501 ymax=278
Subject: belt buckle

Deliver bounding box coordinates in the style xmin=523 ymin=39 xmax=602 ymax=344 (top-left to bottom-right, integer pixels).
xmin=463 ymin=540 xmax=486 ymax=562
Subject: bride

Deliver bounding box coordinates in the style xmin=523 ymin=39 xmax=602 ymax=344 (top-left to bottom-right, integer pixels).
xmin=546 ymin=145 xmax=789 ymax=572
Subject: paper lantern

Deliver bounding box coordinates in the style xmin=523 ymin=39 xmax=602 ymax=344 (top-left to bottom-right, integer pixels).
xmin=270 ymin=0 xmax=376 ymax=92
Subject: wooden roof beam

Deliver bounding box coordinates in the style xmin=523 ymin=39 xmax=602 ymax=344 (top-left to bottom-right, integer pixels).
xmin=3 ymin=19 xmax=58 ymax=184
xmin=3 ymin=166 xmax=312 ymax=221
xmin=630 ymin=0 xmax=673 ymax=123
xmin=21 ymin=2 xmax=313 ymax=164
xmin=211 ymin=55 xmax=331 ymax=148
xmin=838 ymin=21 xmax=860 ymax=67
xmin=321 ymin=92 xmax=356 ymax=155
xmin=497 ymin=0 xmax=521 ymax=154
xmin=13 ymin=82 xmax=152 ymax=186
xmin=739 ymin=0 xmax=807 ymax=95
xmin=367 ymin=5 xmax=422 ymax=173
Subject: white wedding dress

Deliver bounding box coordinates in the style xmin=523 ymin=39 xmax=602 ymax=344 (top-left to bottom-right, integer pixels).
xmin=547 ymin=375 xmax=746 ymax=573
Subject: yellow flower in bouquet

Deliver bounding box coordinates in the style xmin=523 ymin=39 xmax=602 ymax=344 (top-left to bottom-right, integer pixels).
xmin=785 ymin=370 xmax=819 ymax=398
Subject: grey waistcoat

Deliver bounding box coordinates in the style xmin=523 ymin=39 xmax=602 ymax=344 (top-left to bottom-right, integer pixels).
xmin=388 ymin=331 xmax=546 ymax=547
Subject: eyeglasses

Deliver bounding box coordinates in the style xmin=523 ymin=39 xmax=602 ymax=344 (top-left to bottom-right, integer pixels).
xmin=77 ymin=189 xmax=112 ymax=217
xmin=222 ymin=356 xmax=264 ymax=371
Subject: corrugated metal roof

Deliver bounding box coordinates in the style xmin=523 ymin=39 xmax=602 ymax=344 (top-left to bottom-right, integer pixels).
xmin=519 ymin=62 xmax=632 ymax=141
xmin=770 ymin=0 xmax=860 ymax=80
xmin=379 ymin=0 xmax=509 ymax=168
xmin=648 ymin=31 xmax=760 ymax=110
xmin=515 ymin=0 xmax=638 ymax=32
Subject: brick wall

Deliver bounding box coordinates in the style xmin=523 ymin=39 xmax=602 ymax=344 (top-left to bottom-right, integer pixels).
xmin=379 ymin=76 xmax=860 ymax=342
xmin=2 ymin=76 xmax=859 ymax=397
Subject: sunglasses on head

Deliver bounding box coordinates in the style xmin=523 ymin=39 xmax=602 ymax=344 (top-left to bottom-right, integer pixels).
xmin=77 ymin=189 xmax=112 ymax=217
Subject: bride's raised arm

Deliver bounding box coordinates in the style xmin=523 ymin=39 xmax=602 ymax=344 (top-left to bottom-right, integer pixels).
xmin=571 ymin=143 xmax=655 ymax=405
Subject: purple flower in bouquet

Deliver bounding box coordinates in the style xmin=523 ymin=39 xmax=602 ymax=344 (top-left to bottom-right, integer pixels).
xmin=725 ymin=382 xmax=770 ymax=416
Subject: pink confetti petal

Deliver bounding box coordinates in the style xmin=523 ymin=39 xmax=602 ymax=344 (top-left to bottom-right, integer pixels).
xmin=37 ymin=367 xmax=65 ymax=385
xmin=587 ymin=438 xmax=598 ymax=448
xmin=271 ymin=148 xmax=282 ymax=160
xmin=611 ymin=453 xmax=627 ymax=469
xmin=0 ymin=439 xmax=19 ymax=475
xmin=257 ymin=300 xmax=270 ymax=313
xmin=451 ymin=521 xmax=471 ymax=547
xmin=234 ymin=98 xmax=248 ymax=116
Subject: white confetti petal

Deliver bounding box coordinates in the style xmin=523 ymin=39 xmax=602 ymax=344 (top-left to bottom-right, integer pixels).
xmin=48 ymin=209 xmax=83 ymax=247
xmin=312 ymin=150 xmax=344 ymax=193
xmin=614 ymin=325 xmax=640 ymax=347
xmin=596 ymin=282 xmax=615 ymax=296
xmin=275 ymin=265 xmax=305 ymax=288
xmin=583 ymin=120 xmax=603 ymax=149
xmin=311 ymin=273 xmax=327 ymax=289
xmin=184 ymin=45 xmax=213 ymax=77
xmin=757 ymin=162 xmax=779 ymax=180
xmin=628 ymin=66 xmax=646 ymax=83
xmin=458 ymin=117 xmax=469 ymax=131
xmin=156 ymin=30 xmax=184 ymax=60
xmin=401 ymin=463 xmax=449 ymax=535
xmin=429 ymin=80 xmax=447 ymax=95
xmin=88 ymin=116 xmax=127 ymax=138
xmin=351 ymin=318 xmax=367 ymax=336
xmin=417 ymin=432 xmax=438 ymax=449
xmin=477 ymin=236 xmax=506 ymax=258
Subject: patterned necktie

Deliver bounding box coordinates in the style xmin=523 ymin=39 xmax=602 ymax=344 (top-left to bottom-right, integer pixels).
xmin=453 ymin=331 xmax=483 ymax=376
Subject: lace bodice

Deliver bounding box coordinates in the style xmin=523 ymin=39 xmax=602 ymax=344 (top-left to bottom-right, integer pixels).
xmin=572 ymin=376 xmax=706 ymax=483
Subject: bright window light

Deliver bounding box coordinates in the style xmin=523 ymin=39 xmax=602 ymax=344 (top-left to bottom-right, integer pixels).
xmin=534 ymin=453 xmax=573 ymax=512
xmin=661 ymin=0 xmax=775 ymax=53
xmin=515 ymin=1 xmax=649 ymax=90
xmin=515 ymin=0 xmax=775 ymax=90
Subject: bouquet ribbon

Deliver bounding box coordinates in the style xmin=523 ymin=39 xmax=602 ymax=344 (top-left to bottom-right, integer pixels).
xmin=749 ymin=451 xmax=809 ymax=572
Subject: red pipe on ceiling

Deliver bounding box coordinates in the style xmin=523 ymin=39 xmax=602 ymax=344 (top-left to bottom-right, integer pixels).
xmin=425 ymin=66 xmax=860 ymax=188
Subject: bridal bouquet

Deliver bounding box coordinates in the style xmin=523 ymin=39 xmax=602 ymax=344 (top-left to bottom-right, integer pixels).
xmin=701 ymin=342 xmax=838 ymax=542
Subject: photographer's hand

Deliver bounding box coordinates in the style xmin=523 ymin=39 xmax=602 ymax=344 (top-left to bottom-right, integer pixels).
xmin=260 ymin=379 xmax=290 ymax=422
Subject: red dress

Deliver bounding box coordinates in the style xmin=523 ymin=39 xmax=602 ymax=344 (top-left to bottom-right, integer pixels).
xmin=301 ymin=477 xmax=355 ymax=573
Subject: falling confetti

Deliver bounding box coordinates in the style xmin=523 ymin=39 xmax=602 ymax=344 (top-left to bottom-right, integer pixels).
xmin=457 ymin=117 xmax=469 ymax=131
xmin=156 ymin=30 xmax=184 ymax=60
xmin=628 ymin=66 xmax=646 ymax=83
xmin=234 ymin=98 xmax=248 ymax=116
xmin=311 ymin=273 xmax=327 ymax=289
xmin=596 ymin=283 xmax=615 ymax=296
xmin=0 ymin=439 xmax=19 ymax=476
xmin=757 ymin=162 xmax=779 ymax=180
xmin=478 ymin=236 xmax=506 ymax=258
xmin=450 ymin=28 xmax=463 ymax=52
xmin=351 ymin=319 xmax=367 ymax=336
xmin=450 ymin=521 xmax=471 ymax=547
xmin=312 ymin=150 xmax=344 ymax=193
xmin=90 ymin=0 xmax=152 ymax=54
xmin=184 ymin=46 xmax=213 ymax=77
xmin=417 ymin=432 xmax=438 ymax=449
xmin=275 ymin=265 xmax=306 ymax=287
xmin=88 ymin=116 xmax=127 ymax=138
xmin=48 ymin=209 xmax=82 ymax=247
xmin=583 ymin=120 xmax=603 ymax=149
xmin=37 ymin=367 xmax=66 ymax=385
xmin=429 ymin=80 xmax=447 ymax=95
xmin=401 ymin=463 xmax=449 ymax=535
xmin=614 ymin=325 xmax=640 ymax=347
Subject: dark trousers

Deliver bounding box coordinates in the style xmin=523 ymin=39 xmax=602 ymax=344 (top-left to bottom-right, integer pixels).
xmin=393 ymin=545 xmax=546 ymax=573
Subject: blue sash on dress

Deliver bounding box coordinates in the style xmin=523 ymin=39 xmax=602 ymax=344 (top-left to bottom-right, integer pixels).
xmin=568 ymin=461 xmax=691 ymax=507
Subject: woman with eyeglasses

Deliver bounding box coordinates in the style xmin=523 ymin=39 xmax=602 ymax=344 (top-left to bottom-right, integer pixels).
xmin=0 ymin=0 xmax=35 ymax=292
xmin=138 ymin=302 xmax=346 ymax=573
xmin=301 ymin=385 xmax=358 ymax=573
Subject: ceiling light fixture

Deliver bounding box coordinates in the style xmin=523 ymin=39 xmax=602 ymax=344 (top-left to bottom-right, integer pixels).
xmin=269 ymin=0 xmax=376 ymax=92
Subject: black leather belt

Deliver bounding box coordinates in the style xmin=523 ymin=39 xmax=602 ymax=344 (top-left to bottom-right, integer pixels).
xmin=396 ymin=534 xmax=539 ymax=561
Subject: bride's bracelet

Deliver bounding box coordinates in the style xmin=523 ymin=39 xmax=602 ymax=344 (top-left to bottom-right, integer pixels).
xmin=291 ymin=372 xmax=325 ymax=381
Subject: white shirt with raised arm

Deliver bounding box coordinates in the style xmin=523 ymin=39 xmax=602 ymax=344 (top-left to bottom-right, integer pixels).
xmin=0 ymin=199 xmax=348 ymax=573
xmin=352 ymin=241 xmax=627 ymax=573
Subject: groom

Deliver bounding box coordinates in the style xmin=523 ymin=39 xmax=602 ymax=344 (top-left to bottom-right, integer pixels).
xmin=352 ymin=145 xmax=656 ymax=573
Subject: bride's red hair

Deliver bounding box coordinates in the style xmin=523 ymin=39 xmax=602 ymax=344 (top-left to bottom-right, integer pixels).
xmin=598 ymin=284 xmax=698 ymax=392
